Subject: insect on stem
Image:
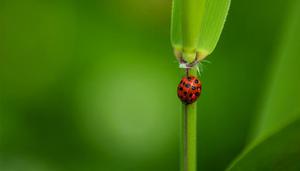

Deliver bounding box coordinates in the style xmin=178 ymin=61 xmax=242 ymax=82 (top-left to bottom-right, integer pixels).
xmin=180 ymin=67 xmax=198 ymax=171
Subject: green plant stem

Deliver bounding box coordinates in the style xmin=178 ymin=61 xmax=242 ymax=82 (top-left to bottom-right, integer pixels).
xmin=181 ymin=67 xmax=197 ymax=171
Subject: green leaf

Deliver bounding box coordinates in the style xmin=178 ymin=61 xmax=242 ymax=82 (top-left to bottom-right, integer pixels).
xmin=227 ymin=1 xmax=300 ymax=170
xmin=181 ymin=0 xmax=205 ymax=54
xmin=171 ymin=0 xmax=205 ymax=62
xmin=250 ymin=1 xmax=300 ymax=141
xmin=197 ymin=0 xmax=231 ymax=57
xmin=170 ymin=0 xmax=182 ymax=50
xmin=170 ymin=0 xmax=230 ymax=62
xmin=227 ymin=118 xmax=300 ymax=171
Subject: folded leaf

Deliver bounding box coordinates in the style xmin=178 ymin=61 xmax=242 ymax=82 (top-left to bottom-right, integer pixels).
xmin=197 ymin=0 xmax=231 ymax=57
xmin=170 ymin=0 xmax=182 ymax=50
xmin=171 ymin=0 xmax=230 ymax=62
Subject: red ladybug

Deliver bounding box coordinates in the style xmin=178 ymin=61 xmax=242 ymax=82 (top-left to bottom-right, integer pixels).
xmin=177 ymin=76 xmax=202 ymax=104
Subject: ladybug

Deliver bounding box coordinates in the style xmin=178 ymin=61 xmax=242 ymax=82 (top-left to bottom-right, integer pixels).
xmin=177 ymin=76 xmax=202 ymax=104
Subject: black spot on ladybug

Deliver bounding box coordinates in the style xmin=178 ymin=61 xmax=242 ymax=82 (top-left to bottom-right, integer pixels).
xmin=184 ymin=91 xmax=187 ymax=95
xmin=185 ymin=84 xmax=190 ymax=88
xmin=187 ymin=77 xmax=192 ymax=81
xmin=194 ymin=79 xmax=199 ymax=84
xmin=192 ymin=86 xmax=196 ymax=90
xmin=189 ymin=93 xmax=193 ymax=97
xmin=180 ymin=80 xmax=183 ymax=84
xmin=195 ymin=92 xmax=200 ymax=96
xmin=179 ymin=87 xmax=183 ymax=91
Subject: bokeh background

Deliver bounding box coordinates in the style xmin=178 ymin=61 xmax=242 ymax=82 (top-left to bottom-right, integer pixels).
xmin=1 ymin=0 xmax=300 ymax=171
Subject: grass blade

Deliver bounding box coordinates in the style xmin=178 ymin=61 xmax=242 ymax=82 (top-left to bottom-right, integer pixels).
xmin=181 ymin=0 xmax=206 ymax=55
xmin=197 ymin=0 xmax=231 ymax=58
xmin=171 ymin=0 xmax=183 ymax=50
xmin=171 ymin=0 xmax=230 ymax=62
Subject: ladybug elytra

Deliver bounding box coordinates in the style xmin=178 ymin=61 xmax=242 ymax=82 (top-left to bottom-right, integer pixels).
xmin=177 ymin=76 xmax=202 ymax=104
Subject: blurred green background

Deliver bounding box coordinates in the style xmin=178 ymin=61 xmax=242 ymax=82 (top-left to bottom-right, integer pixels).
xmin=1 ymin=0 xmax=300 ymax=171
